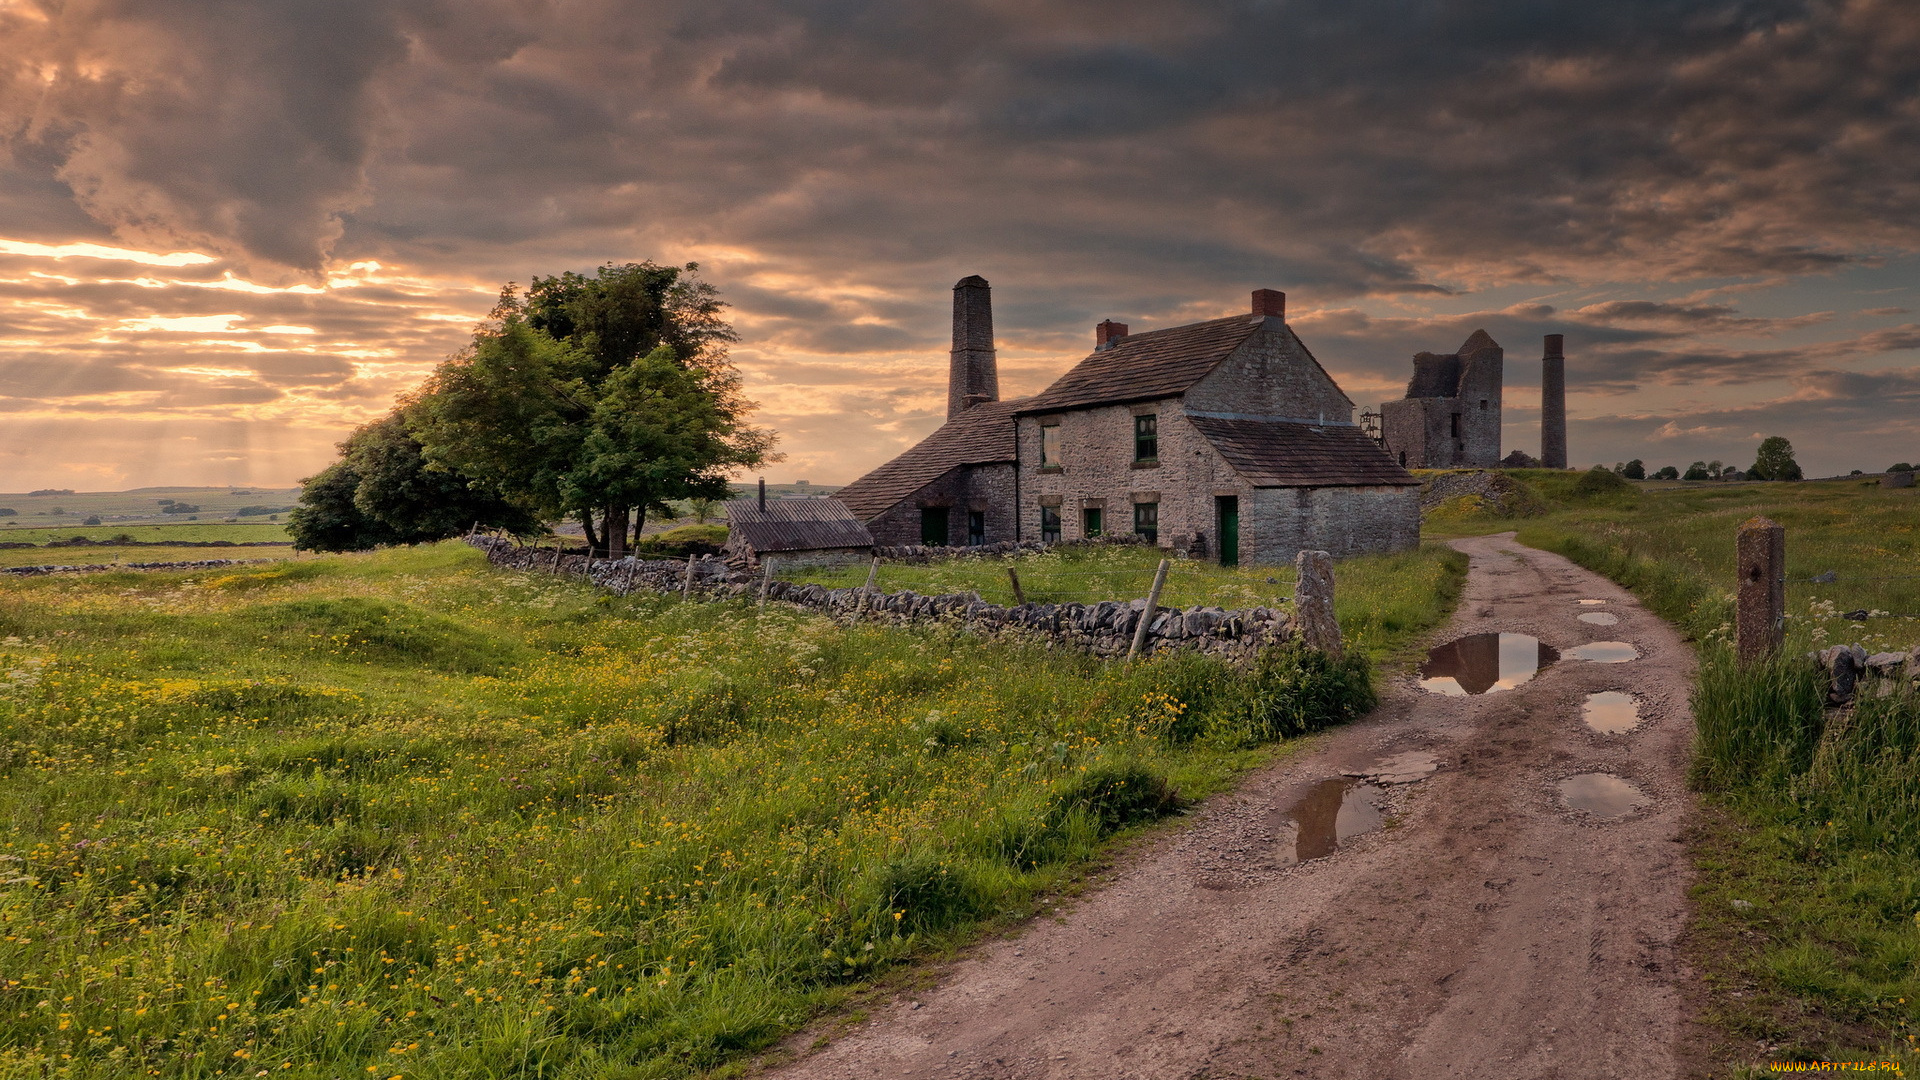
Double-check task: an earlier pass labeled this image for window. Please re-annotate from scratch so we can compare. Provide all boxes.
[1449,412,1461,438]
[1040,424,1061,468]
[1040,506,1061,545]
[968,510,985,546]
[1134,414,1158,462]
[1082,507,1103,538]
[1133,502,1159,544]
[1479,399,1488,411]
[920,506,948,546]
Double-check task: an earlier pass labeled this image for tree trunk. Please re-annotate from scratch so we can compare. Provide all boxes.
[603,505,629,560]
[579,510,601,558]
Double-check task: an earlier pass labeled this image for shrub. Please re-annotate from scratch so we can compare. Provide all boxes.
[1046,762,1181,836]
[1574,465,1634,498]
[82,516,101,526]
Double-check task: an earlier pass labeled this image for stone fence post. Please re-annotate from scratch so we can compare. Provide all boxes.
[1295,550,1341,658]
[1736,516,1785,665]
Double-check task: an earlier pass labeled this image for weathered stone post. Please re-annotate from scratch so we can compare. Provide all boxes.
[1295,550,1341,658]
[1735,516,1786,665]
[757,558,775,610]
[681,554,696,599]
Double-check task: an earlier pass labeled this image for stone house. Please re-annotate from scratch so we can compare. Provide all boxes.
[1378,331,1505,469]
[834,279,1419,564]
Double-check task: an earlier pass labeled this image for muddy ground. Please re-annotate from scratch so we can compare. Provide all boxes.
[759,534,1701,1080]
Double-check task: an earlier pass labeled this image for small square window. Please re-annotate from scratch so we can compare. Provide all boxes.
[1134,414,1158,462]
[1040,424,1061,467]
[1133,502,1158,544]
[1040,506,1061,544]
[968,510,986,546]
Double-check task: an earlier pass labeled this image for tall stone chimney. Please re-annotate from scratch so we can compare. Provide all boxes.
[949,275,999,418]
[1540,334,1567,469]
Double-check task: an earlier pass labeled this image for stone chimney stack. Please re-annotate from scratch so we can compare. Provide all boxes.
[1540,334,1567,469]
[1252,289,1286,320]
[1095,319,1129,350]
[948,275,999,419]
[757,477,767,511]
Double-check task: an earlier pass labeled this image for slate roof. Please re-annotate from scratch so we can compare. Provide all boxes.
[1187,416,1419,488]
[724,497,874,553]
[1015,315,1265,414]
[833,399,1023,520]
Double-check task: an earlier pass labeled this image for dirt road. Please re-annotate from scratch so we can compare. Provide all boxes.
[762,534,1700,1079]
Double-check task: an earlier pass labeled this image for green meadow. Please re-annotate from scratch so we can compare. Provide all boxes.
[0,539,1461,1078]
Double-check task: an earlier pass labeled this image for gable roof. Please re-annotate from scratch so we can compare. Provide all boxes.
[1016,315,1264,414]
[724,497,874,552]
[1188,415,1419,487]
[833,398,1022,520]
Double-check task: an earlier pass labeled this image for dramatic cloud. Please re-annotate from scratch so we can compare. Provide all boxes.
[1,0,1917,486]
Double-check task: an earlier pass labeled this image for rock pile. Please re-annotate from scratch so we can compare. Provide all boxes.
[1813,643,1920,705]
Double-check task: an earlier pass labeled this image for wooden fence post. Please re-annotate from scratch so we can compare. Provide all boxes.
[681,554,696,599]
[1295,550,1341,658]
[757,558,775,611]
[1007,566,1026,606]
[856,557,880,616]
[1127,558,1170,660]
[1736,516,1786,665]
[622,556,637,594]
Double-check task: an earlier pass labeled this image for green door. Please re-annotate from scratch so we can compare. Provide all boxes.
[920,506,949,546]
[1216,495,1239,567]
[1082,507,1103,538]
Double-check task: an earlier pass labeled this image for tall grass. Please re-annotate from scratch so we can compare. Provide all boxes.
[0,540,1399,1078]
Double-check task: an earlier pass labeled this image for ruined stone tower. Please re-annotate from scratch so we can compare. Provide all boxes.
[948,275,999,418]
[1379,330,1504,469]
[1540,334,1567,469]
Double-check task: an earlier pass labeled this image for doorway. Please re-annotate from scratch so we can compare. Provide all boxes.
[1082,507,1103,538]
[1216,495,1239,567]
[920,506,949,546]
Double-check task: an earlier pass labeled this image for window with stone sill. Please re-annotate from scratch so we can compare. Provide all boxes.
[1133,502,1158,544]
[1133,414,1158,462]
[1040,423,1061,468]
[1040,505,1061,545]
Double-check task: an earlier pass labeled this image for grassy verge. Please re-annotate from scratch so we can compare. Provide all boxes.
[781,542,1468,668]
[1443,472,1920,1072]
[0,538,1455,1078]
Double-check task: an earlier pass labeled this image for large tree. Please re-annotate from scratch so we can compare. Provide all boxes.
[1749,436,1804,481]
[408,263,775,556]
[287,414,540,552]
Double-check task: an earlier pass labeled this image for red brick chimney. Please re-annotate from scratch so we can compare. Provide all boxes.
[1252,289,1286,319]
[1095,319,1128,350]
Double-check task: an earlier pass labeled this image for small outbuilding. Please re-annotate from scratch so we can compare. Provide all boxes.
[723,493,874,569]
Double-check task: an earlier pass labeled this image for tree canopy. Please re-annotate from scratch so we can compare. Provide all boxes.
[1749,436,1803,481]
[291,261,777,557]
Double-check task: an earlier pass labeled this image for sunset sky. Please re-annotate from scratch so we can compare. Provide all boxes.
[2,0,1916,490]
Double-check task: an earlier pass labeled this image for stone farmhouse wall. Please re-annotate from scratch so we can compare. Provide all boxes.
[1248,485,1420,559]
[862,462,1019,548]
[469,536,1294,661]
[1181,321,1354,422]
[1018,403,1242,554]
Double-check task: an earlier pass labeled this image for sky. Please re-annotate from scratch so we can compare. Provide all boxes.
[1,0,1917,490]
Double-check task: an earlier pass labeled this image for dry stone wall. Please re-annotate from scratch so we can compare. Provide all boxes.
[469,536,1293,661]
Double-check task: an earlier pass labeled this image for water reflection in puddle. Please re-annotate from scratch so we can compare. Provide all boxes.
[1281,778,1384,862]
[1577,599,1607,606]
[1577,611,1620,626]
[1559,773,1649,819]
[1566,641,1639,663]
[1583,691,1642,734]
[1418,633,1558,695]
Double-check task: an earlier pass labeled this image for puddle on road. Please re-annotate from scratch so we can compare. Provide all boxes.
[1418,633,1558,695]
[1583,691,1643,734]
[1577,611,1620,626]
[1566,641,1639,663]
[1343,750,1438,784]
[1282,778,1384,862]
[1559,773,1649,819]
[1577,599,1607,606]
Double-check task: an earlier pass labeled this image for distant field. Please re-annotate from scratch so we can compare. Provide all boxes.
[0,521,291,544]
[0,543,298,569]
[0,486,300,526]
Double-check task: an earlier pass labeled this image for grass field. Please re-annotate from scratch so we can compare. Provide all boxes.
[0,538,1460,1078]
[1438,471,1920,1070]
[0,488,300,528]
[0,523,291,545]
[0,545,298,570]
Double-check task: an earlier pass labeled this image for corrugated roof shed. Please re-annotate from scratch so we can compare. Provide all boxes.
[724,497,874,552]
[1187,416,1419,488]
[1015,316,1263,414]
[833,399,1022,520]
